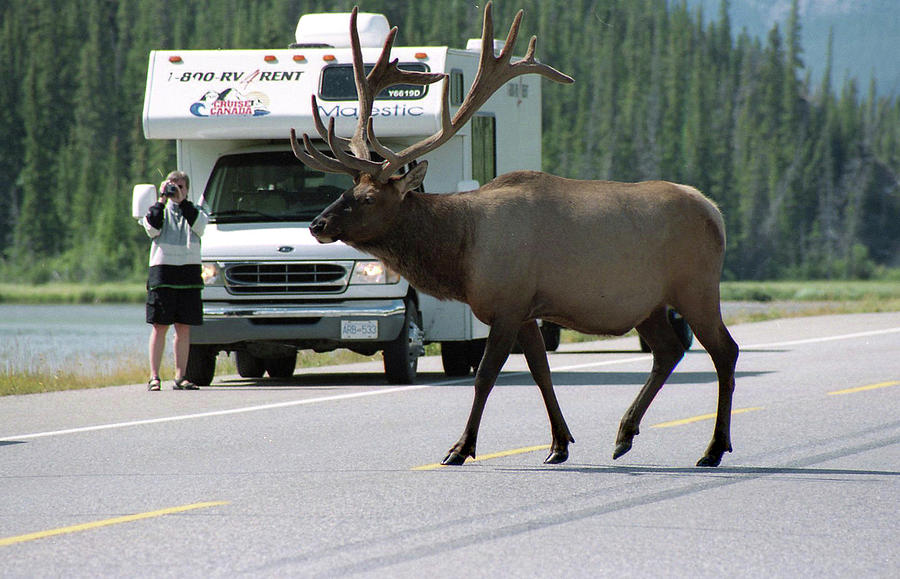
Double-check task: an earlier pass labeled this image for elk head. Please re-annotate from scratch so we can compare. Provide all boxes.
[291,2,573,246]
[305,165,428,244]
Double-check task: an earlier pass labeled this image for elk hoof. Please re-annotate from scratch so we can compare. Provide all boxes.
[697,441,732,467]
[544,449,568,464]
[612,441,632,460]
[441,451,468,466]
[696,454,722,467]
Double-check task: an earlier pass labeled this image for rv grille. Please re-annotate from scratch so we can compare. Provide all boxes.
[224,262,350,294]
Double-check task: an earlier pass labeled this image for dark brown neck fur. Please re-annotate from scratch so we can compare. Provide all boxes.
[352,192,472,302]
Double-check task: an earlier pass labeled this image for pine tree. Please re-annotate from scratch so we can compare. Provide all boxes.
[705,0,737,240]
[64,0,112,263]
[810,29,839,277]
[13,2,68,279]
[1,0,898,281]
[0,5,25,255]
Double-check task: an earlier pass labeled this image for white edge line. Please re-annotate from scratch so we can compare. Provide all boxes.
[743,326,900,349]
[5,386,428,441]
[5,325,898,441]
[4,356,651,442]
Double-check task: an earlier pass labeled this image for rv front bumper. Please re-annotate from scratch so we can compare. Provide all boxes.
[191,299,407,346]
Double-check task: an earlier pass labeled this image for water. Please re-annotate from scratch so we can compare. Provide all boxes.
[0,304,148,376]
[0,301,816,378]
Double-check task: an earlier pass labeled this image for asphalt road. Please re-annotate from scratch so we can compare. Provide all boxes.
[2,312,898,578]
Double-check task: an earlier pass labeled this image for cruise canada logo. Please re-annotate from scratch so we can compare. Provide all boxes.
[190,88,270,117]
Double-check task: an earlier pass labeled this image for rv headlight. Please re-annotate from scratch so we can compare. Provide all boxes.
[201,263,221,286]
[350,260,400,284]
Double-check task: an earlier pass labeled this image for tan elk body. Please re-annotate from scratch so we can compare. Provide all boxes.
[293,3,739,467]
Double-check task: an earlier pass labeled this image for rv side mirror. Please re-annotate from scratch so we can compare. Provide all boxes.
[132,184,157,219]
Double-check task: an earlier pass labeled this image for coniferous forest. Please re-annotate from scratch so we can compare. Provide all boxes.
[1,0,898,283]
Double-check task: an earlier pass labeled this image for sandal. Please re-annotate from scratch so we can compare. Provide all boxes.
[173,377,199,390]
[147,377,161,391]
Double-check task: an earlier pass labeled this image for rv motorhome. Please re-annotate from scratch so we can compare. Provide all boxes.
[133,11,558,385]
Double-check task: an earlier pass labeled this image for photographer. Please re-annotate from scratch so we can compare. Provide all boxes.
[142,170,209,390]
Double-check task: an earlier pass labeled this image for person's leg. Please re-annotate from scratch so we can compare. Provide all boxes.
[173,323,190,382]
[147,286,173,387]
[149,323,169,380]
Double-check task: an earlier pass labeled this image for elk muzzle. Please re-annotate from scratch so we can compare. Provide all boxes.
[309,214,337,243]
[309,192,351,244]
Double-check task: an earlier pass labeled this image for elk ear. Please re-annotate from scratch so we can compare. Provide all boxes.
[390,161,428,197]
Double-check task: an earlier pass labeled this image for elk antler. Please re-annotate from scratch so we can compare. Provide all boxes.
[292,7,444,178]
[292,2,574,182]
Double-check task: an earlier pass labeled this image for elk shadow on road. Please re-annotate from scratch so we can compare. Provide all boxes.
[510,463,900,480]
[499,428,900,480]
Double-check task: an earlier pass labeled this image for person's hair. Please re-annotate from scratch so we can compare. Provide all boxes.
[165,170,190,191]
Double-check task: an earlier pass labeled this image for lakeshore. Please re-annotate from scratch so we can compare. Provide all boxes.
[2,291,897,396]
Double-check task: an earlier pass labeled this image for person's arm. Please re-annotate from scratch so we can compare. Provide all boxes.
[180,199,208,236]
[179,199,198,224]
[142,200,166,237]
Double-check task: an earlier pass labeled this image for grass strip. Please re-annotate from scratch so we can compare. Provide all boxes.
[0,282,145,304]
[2,280,897,396]
[0,279,897,305]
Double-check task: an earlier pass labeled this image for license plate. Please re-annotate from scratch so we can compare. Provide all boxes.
[341,320,378,340]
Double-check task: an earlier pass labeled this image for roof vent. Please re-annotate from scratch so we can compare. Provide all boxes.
[465,38,506,54]
[293,12,390,49]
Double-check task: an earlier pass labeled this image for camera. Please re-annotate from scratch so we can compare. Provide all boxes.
[163,182,180,197]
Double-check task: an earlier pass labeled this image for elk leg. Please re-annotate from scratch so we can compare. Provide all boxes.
[614,307,685,460]
[441,321,519,466]
[517,320,574,464]
[689,317,739,467]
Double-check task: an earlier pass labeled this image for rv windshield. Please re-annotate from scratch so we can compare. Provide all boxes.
[204,151,353,223]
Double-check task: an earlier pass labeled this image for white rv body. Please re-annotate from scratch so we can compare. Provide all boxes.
[135,12,546,383]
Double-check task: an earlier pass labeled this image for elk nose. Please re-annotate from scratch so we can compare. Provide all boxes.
[310,217,326,235]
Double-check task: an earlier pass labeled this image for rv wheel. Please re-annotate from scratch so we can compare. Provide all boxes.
[235,351,265,378]
[441,342,470,376]
[185,345,216,386]
[384,299,424,384]
[265,354,297,379]
[639,309,694,352]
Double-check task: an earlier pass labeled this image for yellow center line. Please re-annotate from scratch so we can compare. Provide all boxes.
[651,406,765,429]
[0,501,229,547]
[413,444,551,471]
[828,380,900,396]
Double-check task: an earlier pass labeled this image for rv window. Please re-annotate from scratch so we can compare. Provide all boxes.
[450,70,464,106]
[319,62,430,100]
[472,115,496,187]
[204,151,353,223]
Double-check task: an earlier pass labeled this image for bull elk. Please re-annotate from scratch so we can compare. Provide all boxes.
[291,3,739,467]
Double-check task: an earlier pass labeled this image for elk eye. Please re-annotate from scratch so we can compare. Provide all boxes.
[361,195,376,205]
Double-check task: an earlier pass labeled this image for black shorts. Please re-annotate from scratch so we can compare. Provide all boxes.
[146,286,203,326]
